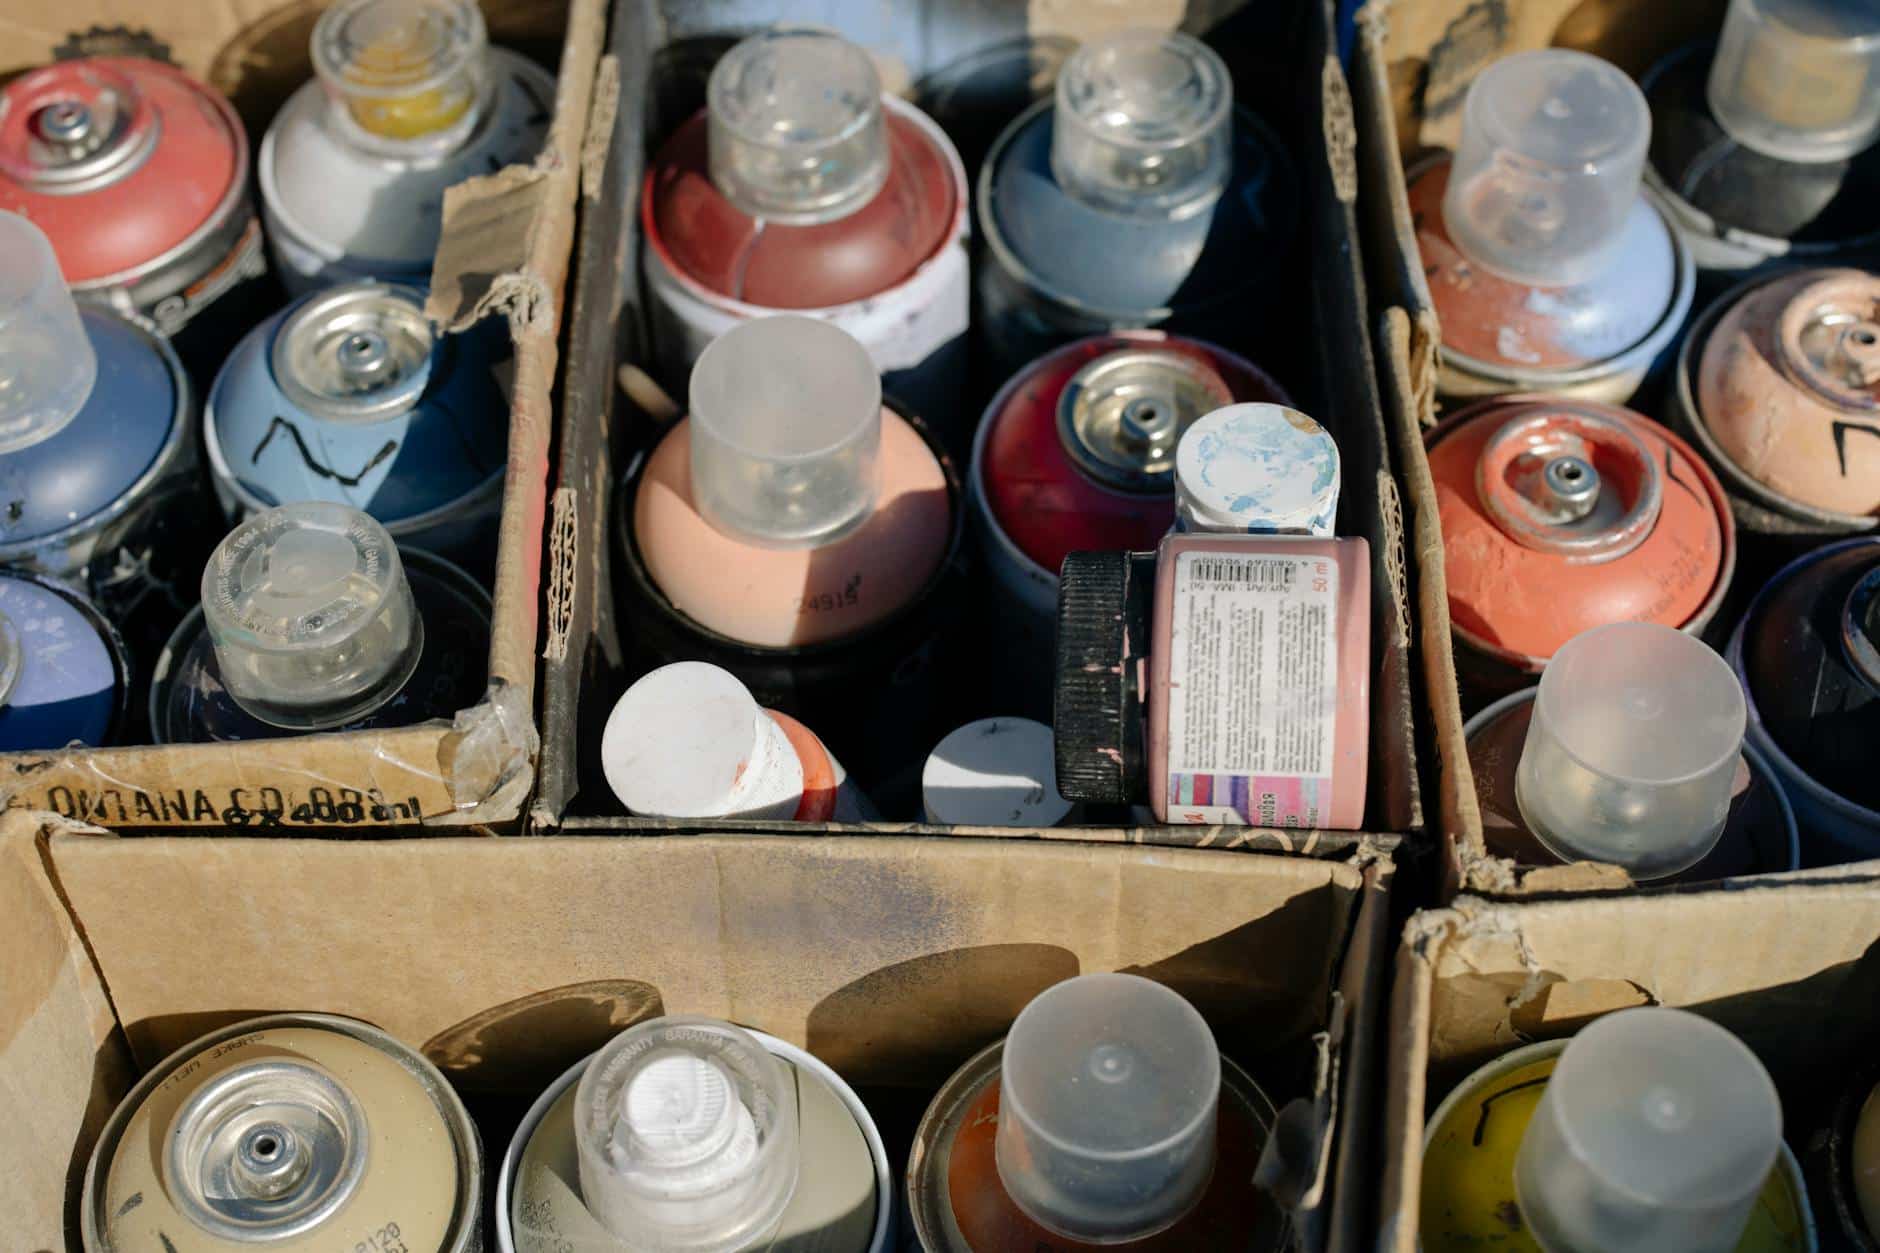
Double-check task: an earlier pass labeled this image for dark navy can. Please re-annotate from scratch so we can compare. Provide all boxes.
[205,281,511,568]
[0,568,129,751]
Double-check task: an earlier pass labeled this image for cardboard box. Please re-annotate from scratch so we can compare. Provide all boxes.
[0,0,599,832]
[530,0,1436,851]
[1375,865,1880,1251]
[0,813,1393,1252]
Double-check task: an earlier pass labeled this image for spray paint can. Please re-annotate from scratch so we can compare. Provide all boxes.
[0,57,263,339]
[907,973,1287,1252]
[82,1013,481,1253]
[977,30,1299,382]
[1427,396,1734,701]
[0,568,129,751]
[1671,269,1880,568]
[970,333,1289,719]
[259,0,555,293]
[150,503,491,744]
[1408,50,1695,406]
[921,717,1072,828]
[617,317,965,801]
[1805,1063,1880,1252]
[1729,537,1880,864]
[207,280,509,566]
[499,1015,892,1253]
[642,29,971,450]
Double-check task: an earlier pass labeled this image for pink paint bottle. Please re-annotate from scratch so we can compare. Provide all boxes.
[1054,404,1370,828]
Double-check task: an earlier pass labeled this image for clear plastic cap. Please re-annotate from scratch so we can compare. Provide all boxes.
[707,29,889,224]
[922,717,1072,827]
[688,316,882,550]
[1175,403,1341,536]
[312,0,488,154]
[0,212,95,454]
[1708,0,1880,163]
[575,1017,800,1253]
[1514,1007,1783,1253]
[996,974,1220,1242]
[1052,30,1233,217]
[1443,50,1650,286]
[201,502,422,730]
[599,661,804,820]
[1515,623,1746,879]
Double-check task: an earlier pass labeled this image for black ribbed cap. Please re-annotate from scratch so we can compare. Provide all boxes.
[1054,550,1153,804]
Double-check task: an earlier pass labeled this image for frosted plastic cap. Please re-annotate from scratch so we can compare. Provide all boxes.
[707,29,889,224]
[1444,50,1649,286]
[0,212,95,454]
[688,316,882,549]
[312,0,487,153]
[600,661,804,820]
[1052,29,1232,217]
[1515,1008,1782,1253]
[1708,0,1880,163]
[201,502,422,730]
[1516,623,1746,879]
[575,1016,800,1253]
[1175,403,1341,536]
[996,974,1220,1242]
[922,718,1072,827]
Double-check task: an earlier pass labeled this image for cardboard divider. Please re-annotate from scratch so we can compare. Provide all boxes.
[0,0,599,831]
[0,822,1392,1251]
[533,0,1430,851]
[1376,864,1880,1251]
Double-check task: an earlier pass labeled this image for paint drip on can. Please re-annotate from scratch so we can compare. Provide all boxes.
[82,1013,481,1253]
[1427,395,1735,699]
[976,29,1299,381]
[642,29,971,450]
[1729,537,1880,864]
[0,569,129,751]
[259,0,555,292]
[1409,51,1694,405]
[970,332,1289,718]
[0,57,265,338]
[207,280,510,567]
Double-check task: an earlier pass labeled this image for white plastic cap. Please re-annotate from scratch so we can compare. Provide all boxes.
[201,502,422,730]
[996,974,1219,1242]
[707,29,888,224]
[601,661,804,820]
[922,718,1072,827]
[689,316,882,550]
[312,0,488,155]
[575,1017,800,1253]
[0,212,95,454]
[1514,1008,1783,1253]
[1708,0,1880,163]
[1515,623,1746,880]
[1175,403,1341,536]
[1052,30,1233,217]
[1444,50,1650,286]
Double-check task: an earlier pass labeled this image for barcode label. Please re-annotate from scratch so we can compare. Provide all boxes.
[1189,558,1298,589]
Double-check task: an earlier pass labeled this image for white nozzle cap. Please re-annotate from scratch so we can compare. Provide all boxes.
[707,29,889,224]
[1175,403,1341,536]
[201,502,422,730]
[1444,49,1649,286]
[1516,623,1746,880]
[312,0,487,154]
[1515,1008,1782,1253]
[688,316,882,550]
[922,718,1072,827]
[1052,29,1233,217]
[0,211,95,454]
[575,1017,800,1253]
[1708,0,1880,163]
[996,974,1220,1242]
[601,661,804,820]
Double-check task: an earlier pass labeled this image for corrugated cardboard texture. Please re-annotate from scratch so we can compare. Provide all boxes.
[1377,866,1880,1253]
[0,813,132,1250]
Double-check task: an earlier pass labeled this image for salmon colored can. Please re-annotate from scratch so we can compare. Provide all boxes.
[0,57,261,336]
[1428,395,1735,698]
